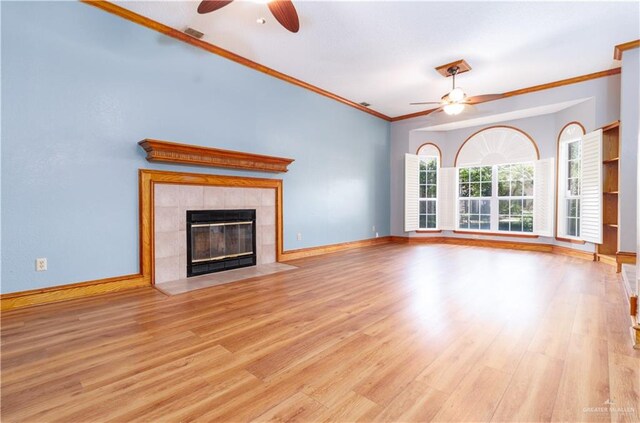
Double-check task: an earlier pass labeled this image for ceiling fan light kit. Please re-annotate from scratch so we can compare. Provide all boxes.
[443,103,465,116]
[410,60,505,117]
[447,87,465,103]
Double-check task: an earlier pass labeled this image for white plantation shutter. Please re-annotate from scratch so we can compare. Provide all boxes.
[404,154,420,232]
[438,167,457,230]
[581,129,603,244]
[556,141,569,237]
[533,158,555,237]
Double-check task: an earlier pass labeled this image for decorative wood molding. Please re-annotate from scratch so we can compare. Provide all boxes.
[600,120,621,131]
[555,121,586,244]
[391,109,441,122]
[616,251,636,273]
[435,59,471,77]
[81,1,626,124]
[614,39,640,60]
[453,125,540,167]
[555,237,586,245]
[279,236,392,261]
[558,120,587,136]
[596,253,618,267]
[391,68,622,122]
[390,236,596,260]
[616,251,636,263]
[502,68,621,98]
[139,170,285,284]
[81,1,392,122]
[451,238,549,252]
[138,139,294,173]
[415,142,443,162]
[0,274,148,311]
[394,236,550,252]
[400,236,449,244]
[3,170,389,310]
[4,227,600,310]
[453,230,539,239]
[551,245,597,261]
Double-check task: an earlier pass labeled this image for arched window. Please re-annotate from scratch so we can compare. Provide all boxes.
[454,126,541,234]
[416,143,441,229]
[455,126,539,167]
[556,122,586,240]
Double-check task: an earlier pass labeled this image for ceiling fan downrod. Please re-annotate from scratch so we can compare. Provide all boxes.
[448,66,460,90]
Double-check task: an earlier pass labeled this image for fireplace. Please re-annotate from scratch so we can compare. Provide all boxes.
[186,209,257,277]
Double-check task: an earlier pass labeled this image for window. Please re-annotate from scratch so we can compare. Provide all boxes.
[453,126,542,235]
[419,157,438,229]
[565,140,581,237]
[417,143,441,230]
[557,123,585,240]
[458,166,492,230]
[456,163,534,233]
[405,127,554,236]
[498,163,534,233]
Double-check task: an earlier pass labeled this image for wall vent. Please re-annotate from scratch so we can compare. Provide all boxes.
[184,27,205,39]
[359,102,371,107]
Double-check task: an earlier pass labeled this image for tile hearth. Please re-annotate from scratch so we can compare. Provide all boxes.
[155,262,296,295]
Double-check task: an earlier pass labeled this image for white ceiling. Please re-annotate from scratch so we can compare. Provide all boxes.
[115,1,639,118]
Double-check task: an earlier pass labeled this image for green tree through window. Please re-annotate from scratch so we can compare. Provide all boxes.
[458,166,492,230]
[498,163,534,233]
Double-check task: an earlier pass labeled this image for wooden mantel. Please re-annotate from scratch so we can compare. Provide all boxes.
[138,139,295,173]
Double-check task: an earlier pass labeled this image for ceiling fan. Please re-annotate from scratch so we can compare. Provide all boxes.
[410,66,504,116]
[197,0,300,33]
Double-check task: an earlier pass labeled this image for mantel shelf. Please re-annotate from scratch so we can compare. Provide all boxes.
[138,139,294,173]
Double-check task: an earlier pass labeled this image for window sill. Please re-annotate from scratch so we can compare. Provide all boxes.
[555,236,586,245]
[416,230,442,233]
[453,230,539,239]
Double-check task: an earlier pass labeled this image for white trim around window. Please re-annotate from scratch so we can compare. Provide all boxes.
[418,155,439,230]
[455,162,538,235]
[556,122,586,242]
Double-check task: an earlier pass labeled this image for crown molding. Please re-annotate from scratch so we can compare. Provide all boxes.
[81,2,628,125]
[614,39,640,60]
[81,1,392,122]
[391,68,621,122]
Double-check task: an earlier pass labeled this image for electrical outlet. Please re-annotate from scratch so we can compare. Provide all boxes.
[296,233,302,241]
[375,232,379,238]
[372,225,376,232]
[36,258,47,272]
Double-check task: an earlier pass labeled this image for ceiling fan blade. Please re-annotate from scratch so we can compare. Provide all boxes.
[268,0,300,33]
[197,0,234,14]
[410,102,442,105]
[464,94,505,105]
[423,106,445,116]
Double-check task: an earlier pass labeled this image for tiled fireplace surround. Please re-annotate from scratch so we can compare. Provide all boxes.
[154,184,276,284]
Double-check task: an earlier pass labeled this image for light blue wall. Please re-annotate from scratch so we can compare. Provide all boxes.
[1,1,390,294]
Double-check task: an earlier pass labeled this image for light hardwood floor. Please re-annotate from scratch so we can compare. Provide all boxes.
[1,243,638,422]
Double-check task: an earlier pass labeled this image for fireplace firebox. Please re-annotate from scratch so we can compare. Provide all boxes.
[186,209,257,277]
